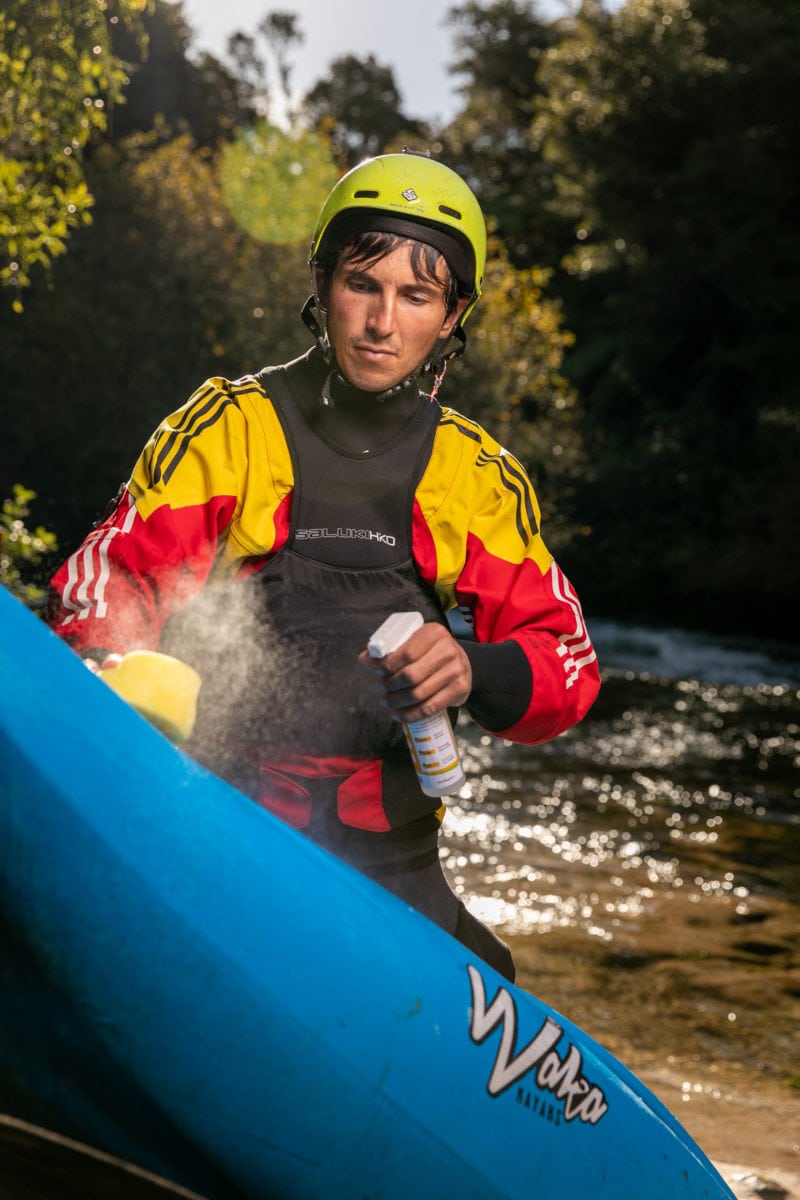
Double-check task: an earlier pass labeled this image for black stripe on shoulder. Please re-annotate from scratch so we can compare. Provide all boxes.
[439,414,538,545]
[151,389,235,486]
[491,451,539,536]
[439,414,482,444]
[476,448,538,545]
[230,379,267,400]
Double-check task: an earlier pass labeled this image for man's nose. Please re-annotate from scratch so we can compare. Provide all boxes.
[366,291,396,337]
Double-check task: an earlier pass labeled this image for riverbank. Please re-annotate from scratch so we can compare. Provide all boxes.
[507,890,800,1197]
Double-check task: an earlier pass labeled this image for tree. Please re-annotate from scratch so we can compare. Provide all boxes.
[108,1,258,146]
[302,54,430,167]
[446,239,587,551]
[259,11,304,123]
[440,1,559,265]
[0,133,310,551]
[532,0,800,632]
[0,486,58,609]
[0,0,150,308]
[212,11,304,128]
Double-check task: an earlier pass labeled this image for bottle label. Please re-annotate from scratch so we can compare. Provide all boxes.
[404,714,466,795]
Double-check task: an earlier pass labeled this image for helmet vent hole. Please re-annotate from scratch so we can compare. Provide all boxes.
[353,189,380,198]
[438,204,462,220]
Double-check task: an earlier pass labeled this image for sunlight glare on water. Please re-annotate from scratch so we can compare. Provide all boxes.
[441,645,800,940]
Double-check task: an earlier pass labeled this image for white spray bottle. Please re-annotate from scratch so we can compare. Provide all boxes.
[368,612,466,799]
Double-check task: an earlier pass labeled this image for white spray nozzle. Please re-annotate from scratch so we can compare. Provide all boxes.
[367,612,424,658]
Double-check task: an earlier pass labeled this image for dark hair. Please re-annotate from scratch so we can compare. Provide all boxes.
[319,229,461,316]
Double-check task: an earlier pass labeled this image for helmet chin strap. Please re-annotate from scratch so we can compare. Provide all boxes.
[300,281,333,362]
[299,295,467,407]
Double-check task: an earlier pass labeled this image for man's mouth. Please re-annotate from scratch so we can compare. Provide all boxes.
[354,344,396,360]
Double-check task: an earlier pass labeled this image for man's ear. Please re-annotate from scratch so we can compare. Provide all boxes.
[439,296,470,339]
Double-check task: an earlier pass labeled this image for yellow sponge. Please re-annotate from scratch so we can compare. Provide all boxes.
[99,651,202,744]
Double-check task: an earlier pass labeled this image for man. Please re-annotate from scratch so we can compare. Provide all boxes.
[48,151,600,981]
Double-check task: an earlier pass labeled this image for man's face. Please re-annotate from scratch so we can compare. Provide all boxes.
[324,241,466,394]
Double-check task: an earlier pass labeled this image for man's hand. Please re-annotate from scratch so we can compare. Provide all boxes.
[82,652,123,674]
[360,621,472,723]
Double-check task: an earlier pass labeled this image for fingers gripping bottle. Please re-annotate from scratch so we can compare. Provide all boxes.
[368,612,467,799]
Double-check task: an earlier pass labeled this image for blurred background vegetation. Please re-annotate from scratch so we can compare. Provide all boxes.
[1,0,797,639]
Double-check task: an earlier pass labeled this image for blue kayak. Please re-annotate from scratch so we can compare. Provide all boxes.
[0,585,735,1199]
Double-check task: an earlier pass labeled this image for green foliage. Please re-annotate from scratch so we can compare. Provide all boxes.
[0,0,150,307]
[258,11,304,118]
[302,54,430,167]
[447,238,586,549]
[220,123,339,244]
[109,1,257,145]
[223,11,305,125]
[0,131,310,548]
[0,486,58,608]
[1,0,797,639]
[441,1,559,264]
[527,0,800,630]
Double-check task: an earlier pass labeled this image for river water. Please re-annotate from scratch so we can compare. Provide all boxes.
[443,619,800,1152]
[446,620,800,939]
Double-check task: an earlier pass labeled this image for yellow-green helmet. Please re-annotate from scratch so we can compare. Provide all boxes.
[310,151,487,327]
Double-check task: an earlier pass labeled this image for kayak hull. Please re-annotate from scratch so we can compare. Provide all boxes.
[0,587,734,1199]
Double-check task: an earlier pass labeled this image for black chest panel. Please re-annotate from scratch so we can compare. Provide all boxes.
[232,359,444,761]
[264,359,438,568]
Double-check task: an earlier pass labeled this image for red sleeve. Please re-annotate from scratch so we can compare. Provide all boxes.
[455,532,599,744]
[414,408,600,746]
[48,374,294,657]
[47,487,237,656]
